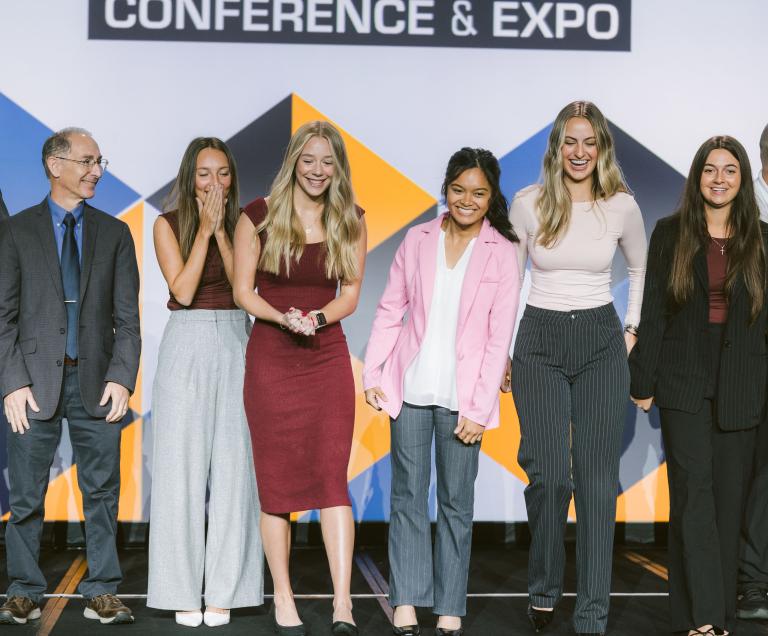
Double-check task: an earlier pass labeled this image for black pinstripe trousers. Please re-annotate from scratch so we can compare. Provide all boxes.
[388,402,481,616]
[512,303,629,633]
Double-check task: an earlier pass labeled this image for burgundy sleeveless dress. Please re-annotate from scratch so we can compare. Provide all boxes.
[242,198,360,514]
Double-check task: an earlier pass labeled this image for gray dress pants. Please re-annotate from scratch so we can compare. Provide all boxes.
[5,366,122,602]
[147,310,263,610]
[388,402,481,617]
[512,303,629,634]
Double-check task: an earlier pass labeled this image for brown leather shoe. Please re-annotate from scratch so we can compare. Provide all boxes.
[83,594,134,624]
[0,596,41,624]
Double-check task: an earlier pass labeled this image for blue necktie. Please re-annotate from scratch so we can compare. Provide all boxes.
[62,213,80,359]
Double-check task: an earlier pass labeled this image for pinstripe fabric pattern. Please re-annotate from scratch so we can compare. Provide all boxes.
[388,403,481,617]
[629,217,768,430]
[512,303,629,633]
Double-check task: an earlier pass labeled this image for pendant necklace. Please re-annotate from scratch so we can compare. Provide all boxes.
[710,236,727,255]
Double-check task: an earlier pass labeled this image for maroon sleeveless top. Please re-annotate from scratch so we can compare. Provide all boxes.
[160,211,238,311]
[707,237,729,324]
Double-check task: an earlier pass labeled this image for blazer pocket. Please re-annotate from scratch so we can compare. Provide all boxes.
[20,338,36,354]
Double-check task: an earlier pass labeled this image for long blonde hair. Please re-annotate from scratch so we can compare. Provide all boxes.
[257,121,361,282]
[536,101,628,247]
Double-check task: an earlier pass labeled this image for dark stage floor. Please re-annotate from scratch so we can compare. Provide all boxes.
[1,545,766,635]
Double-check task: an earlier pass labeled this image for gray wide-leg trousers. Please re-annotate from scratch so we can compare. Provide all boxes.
[147,309,263,610]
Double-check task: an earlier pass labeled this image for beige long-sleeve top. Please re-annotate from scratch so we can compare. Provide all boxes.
[509,185,647,325]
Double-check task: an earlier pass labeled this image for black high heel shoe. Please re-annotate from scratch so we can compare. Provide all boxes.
[392,625,421,635]
[527,604,554,632]
[332,619,359,635]
[269,604,306,636]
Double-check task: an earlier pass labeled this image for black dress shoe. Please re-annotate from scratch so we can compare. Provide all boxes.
[737,587,768,620]
[269,605,306,635]
[527,604,554,632]
[332,620,359,635]
[576,633,605,635]
[392,625,421,635]
[435,628,464,635]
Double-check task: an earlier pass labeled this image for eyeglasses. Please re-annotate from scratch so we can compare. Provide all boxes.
[54,156,109,172]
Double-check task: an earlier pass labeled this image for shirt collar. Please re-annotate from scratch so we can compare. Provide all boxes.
[47,194,84,226]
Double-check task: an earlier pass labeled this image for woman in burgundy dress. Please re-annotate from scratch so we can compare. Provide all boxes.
[233,121,366,636]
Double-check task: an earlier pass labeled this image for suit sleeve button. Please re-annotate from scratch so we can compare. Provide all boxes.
[60,328,66,334]
[57,360,63,367]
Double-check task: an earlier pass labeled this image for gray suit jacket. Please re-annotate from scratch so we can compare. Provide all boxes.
[0,198,141,420]
[0,189,8,220]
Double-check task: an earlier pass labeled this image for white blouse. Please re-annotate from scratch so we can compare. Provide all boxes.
[403,230,476,411]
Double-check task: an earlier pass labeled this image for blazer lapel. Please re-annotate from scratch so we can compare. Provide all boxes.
[457,219,495,335]
[79,206,98,303]
[693,247,708,292]
[417,215,443,321]
[35,200,64,301]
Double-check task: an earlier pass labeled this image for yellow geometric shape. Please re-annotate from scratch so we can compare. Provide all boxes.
[38,418,142,521]
[117,418,143,521]
[615,462,669,522]
[480,392,528,483]
[291,94,437,252]
[118,201,144,417]
[349,355,391,481]
[42,464,84,521]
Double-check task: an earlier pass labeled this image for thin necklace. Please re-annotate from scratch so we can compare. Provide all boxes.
[710,235,727,255]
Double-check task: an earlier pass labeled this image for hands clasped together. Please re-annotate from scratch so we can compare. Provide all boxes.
[280,307,319,336]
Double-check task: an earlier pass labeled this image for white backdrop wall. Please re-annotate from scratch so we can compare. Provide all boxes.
[1,0,767,522]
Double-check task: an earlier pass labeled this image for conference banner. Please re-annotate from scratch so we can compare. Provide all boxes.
[89,0,632,50]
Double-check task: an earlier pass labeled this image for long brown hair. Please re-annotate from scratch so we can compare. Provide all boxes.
[536,101,628,247]
[164,137,240,260]
[257,121,361,282]
[669,135,764,320]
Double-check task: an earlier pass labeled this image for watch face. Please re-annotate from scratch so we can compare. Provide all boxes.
[316,312,327,327]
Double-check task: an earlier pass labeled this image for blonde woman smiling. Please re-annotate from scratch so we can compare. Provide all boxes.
[234,121,366,636]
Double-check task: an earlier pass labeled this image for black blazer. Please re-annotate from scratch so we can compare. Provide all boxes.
[629,215,768,431]
[0,198,141,420]
[0,189,8,220]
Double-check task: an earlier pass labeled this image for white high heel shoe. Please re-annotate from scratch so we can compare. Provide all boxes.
[175,611,203,627]
[203,610,230,627]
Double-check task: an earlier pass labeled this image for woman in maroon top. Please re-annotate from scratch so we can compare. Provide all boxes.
[233,121,366,636]
[629,136,768,636]
[147,138,263,627]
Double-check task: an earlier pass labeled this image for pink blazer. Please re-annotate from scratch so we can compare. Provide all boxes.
[363,214,520,429]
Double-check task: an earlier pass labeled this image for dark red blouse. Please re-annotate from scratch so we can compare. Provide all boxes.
[160,211,238,311]
[707,237,729,324]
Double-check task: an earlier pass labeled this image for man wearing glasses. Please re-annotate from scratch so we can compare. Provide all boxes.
[0,128,140,625]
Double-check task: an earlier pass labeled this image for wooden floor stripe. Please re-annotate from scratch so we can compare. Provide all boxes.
[355,552,394,623]
[625,551,669,581]
[36,554,88,636]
